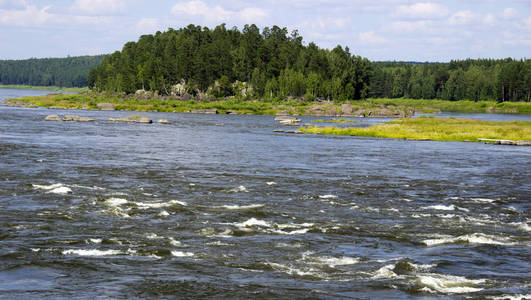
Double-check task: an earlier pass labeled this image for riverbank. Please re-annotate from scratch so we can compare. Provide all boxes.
[4,93,416,117]
[5,92,531,116]
[299,116,531,143]
[0,84,88,93]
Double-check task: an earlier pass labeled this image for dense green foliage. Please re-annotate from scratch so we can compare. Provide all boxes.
[0,55,105,87]
[89,24,371,100]
[370,59,531,102]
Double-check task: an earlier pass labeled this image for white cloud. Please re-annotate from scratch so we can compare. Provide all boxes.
[449,10,477,25]
[501,7,518,19]
[136,18,159,33]
[171,1,268,24]
[0,4,52,27]
[395,2,450,19]
[0,0,26,9]
[358,31,387,45]
[71,0,125,15]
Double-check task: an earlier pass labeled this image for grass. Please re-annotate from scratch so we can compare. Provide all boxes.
[368,98,531,114]
[0,84,89,93]
[312,118,357,123]
[4,92,531,115]
[299,116,531,142]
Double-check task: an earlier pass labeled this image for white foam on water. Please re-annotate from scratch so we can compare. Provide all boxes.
[189,183,196,186]
[312,256,359,267]
[33,183,72,194]
[271,228,309,235]
[413,274,485,294]
[206,241,231,246]
[423,233,515,246]
[266,262,322,278]
[235,218,272,228]
[89,239,102,244]
[49,186,72,194]
[319,194,338,199]
[469,198,496,203]
[216,204,264,210]
[158,210,170,217]
[402,198,413,202]
[266,182,277,186]
[104,198,128,206]
[146,233,162,239]
[31,248,40,252]
[168,237,182,246]
[62,249,122,256]
[487,294,531,300]
[171,251,194,257]
[509,222,530,232]
[33,183,64,190]
[71,184,105,191]
[387,208,400,213]
[445,197,461,200]
[372,265,398,279]
[229,185,248,193]
[423,204,455,211]
[169,200,187,206]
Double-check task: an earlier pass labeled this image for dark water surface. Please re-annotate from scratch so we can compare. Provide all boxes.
[1,89,530,299]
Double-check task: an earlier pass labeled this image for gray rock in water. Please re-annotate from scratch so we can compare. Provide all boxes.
[110,116,152,124]
[157,119,169,124]
[62,115,95,122]
[340,103,353,115]
[97,103,116,111]
[45,115,62,121]
[190,109,218,114]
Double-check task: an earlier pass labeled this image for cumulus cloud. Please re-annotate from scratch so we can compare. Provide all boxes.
[358,31,387,45]
[71,0,125,15]
[0,0,26,9]
[394,2,450,19]
[136,18,159,33]
[501,7,518,19]
[171,0,268,24]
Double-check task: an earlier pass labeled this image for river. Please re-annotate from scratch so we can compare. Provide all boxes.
[0,88,530,299]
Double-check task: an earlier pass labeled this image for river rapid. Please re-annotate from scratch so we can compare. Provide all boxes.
[0,89,530,299]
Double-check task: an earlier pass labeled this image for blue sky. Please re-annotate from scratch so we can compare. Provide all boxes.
[0,0,530,61]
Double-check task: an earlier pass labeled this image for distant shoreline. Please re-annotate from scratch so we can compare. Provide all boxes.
[0,84,87,93]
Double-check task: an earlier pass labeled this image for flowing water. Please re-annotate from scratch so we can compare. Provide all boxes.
[1,89,530,299]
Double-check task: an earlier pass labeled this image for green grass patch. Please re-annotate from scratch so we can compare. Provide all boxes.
[300,117,531,142]
[368,98,531,114]
[5,92,531,116]
[312,118,357,123]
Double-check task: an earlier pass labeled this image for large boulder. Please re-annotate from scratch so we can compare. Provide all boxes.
[45,115,62,121]
[97,103,116,111]
[340,103,353,115]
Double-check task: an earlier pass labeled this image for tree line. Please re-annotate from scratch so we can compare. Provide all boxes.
[370,59,531,102]
[0,55,105,88]
[89,24,371,101]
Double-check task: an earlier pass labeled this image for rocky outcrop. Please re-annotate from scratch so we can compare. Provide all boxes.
[189,109,218,114]
[45,115,62,121]
[63,115,95,122]
[340,103,353,115]
[109,116,152,123]
[45,114,96,122]
[97,103,116,111]
[5,101,36,108]
[157,119,169,124]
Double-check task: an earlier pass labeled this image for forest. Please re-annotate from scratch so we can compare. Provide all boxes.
[89,24,530,102]
[0,55,105,88]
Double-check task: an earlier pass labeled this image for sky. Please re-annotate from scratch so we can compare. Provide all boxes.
[0,0,530,61]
